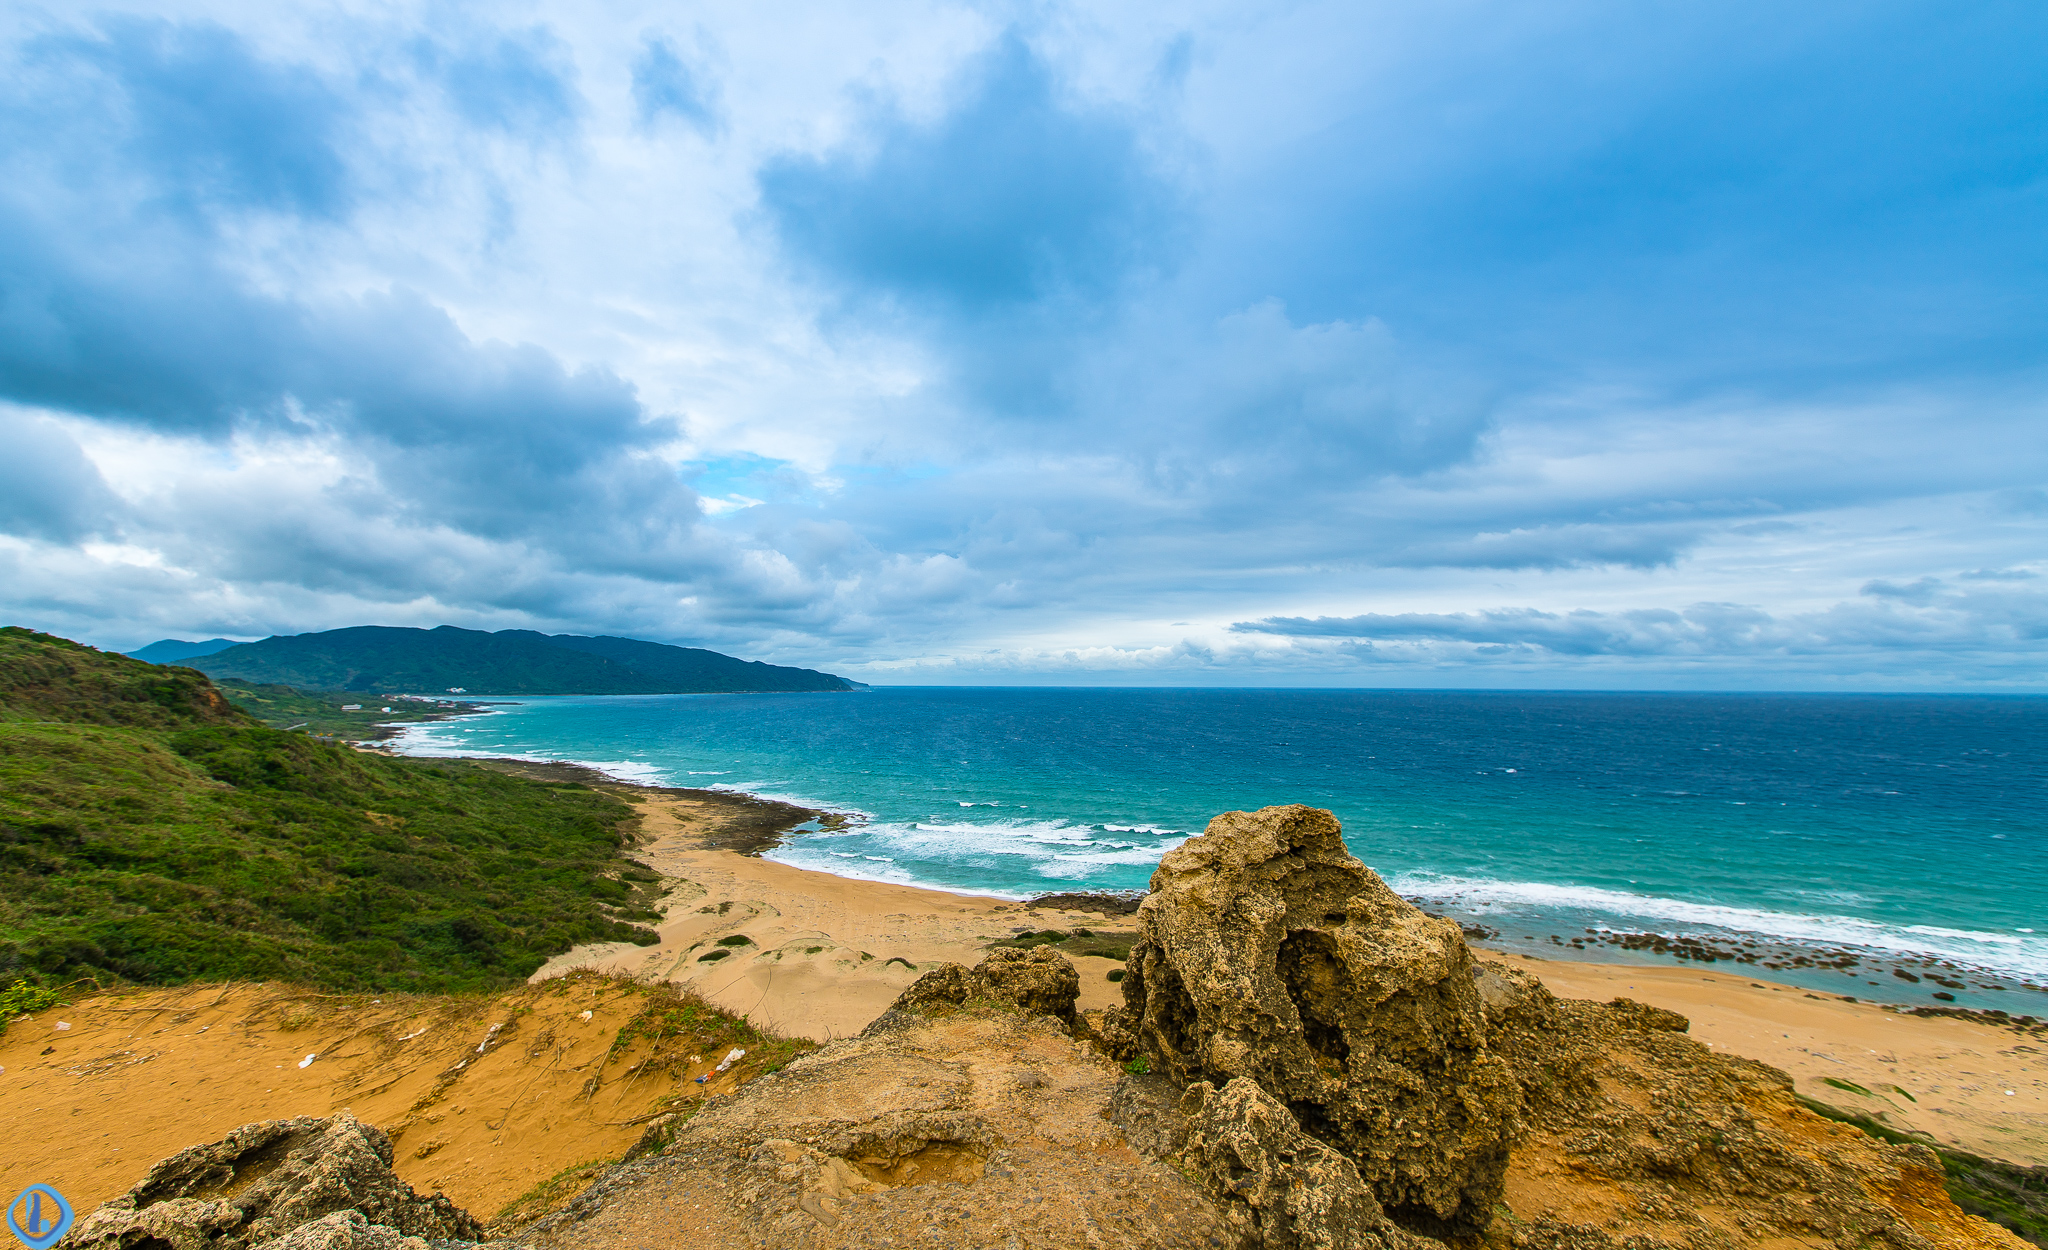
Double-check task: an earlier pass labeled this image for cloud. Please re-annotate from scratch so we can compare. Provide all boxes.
[0,410,123,543]
[0,4,2044,687]
[26,17,352,219]
[1234,582,2048,662]
[758,31,1175,316]
[632,34,718,134]
[417,25,582,139]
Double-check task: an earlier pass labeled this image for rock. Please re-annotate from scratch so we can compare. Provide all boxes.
[250,1211,428,1250]
[1024,891,1144,916]
[870,945,1081,1032]
[1106,1071,1191,1161]
[517,1005,1231,1250]
[1175,1078,1439,1250]
[1118,804,1521,1237]
[68,1113,481,1250]
[1599,997,1689,1033]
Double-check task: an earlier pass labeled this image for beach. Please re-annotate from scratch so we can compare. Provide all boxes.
[538,775,2048,1167]
[3,767,2040,1228]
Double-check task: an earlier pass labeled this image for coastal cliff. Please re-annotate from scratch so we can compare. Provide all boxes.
[57,806,2033,1250]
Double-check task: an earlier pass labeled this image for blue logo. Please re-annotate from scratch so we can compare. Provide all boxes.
[6,1185,73,1250]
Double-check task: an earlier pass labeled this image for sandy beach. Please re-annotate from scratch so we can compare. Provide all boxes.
[3,774,2040,1230]
[541,781,2048,1168]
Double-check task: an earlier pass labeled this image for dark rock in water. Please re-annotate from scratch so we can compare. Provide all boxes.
[67,1113,481,1250]
[1025,890,1143,916]
[869,945,1082,1033]
[1107,804,1521,1238]
[1175,1078,1435,1250]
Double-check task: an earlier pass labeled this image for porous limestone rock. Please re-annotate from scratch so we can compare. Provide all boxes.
[250,1211,427,1250]
[869,944,1081,1032]
[67,1112,481,1250]
[1175,1078,1440,1250]
[1112,804,1522,1237]
[516,1006,1231,1250]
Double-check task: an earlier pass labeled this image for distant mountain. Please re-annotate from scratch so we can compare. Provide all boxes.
[128,637,247,664]
[186,625,859,695]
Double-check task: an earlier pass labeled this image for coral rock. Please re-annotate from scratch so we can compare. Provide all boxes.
[1177,1078,1440,1250]
[68,1113,481,1250]
[873,945,1081,1031]
[1119,804,1521,1237]
[250,1211,428,1250]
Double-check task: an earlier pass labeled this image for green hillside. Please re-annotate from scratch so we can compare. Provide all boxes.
[186,624,855,695]
[503,630,855,693]
[0,627,657,992]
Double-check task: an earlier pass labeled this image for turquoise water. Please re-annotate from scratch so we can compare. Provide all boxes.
[389,687,2048,1009]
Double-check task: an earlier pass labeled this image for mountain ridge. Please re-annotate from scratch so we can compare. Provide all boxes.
[127,637,246,664]
[174,625,859,695]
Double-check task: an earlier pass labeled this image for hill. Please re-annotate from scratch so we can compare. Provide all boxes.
[0,627,658,992]
[183,624,857,694]
[128,637,245,664]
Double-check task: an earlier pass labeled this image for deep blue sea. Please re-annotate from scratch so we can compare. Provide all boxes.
[389,688,2048,1011]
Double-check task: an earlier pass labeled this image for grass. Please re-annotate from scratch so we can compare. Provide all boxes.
[0,979,64,1034]
[1797,1095,2048,1244]
[605,981,814,1077]
[0,627,660,993]
[492,1155,617,1229]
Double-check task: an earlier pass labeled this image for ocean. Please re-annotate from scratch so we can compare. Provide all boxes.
[388,687,2048,1013]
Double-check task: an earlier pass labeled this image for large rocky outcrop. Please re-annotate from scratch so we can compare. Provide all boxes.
[1104,803,1521,1236]
[66,1113,482,1250]
[1100,803,2026,1250]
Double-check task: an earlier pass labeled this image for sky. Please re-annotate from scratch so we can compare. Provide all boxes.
[1,1,2044,688]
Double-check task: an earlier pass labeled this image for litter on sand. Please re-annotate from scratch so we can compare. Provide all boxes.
[715,1048,745,1073]
[299,1054,317,1069]
[579,1010,593,1021]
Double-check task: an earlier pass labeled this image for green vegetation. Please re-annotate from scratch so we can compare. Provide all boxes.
[0,979,64,1033]
[607,983,813,1075]
[1798,1095,2048,1243]
[1122,1055,1152,1075]
[0,625,244,729]
[0,627,658,993]
[214,678,473,742]
[188,624,855,694]
[493,1156,618,1229]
